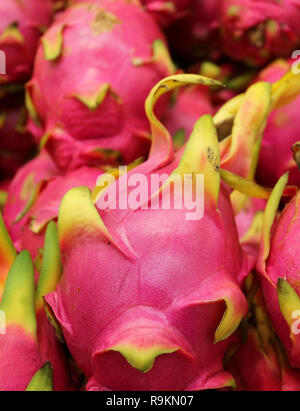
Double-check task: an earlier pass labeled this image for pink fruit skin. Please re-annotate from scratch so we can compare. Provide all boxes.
[46,151,249,390]
[228,328,300,391]
[255,60,300,187]
[27,0,174,172]
[164,86,213,145]
[36,309,74,391]
[141,0,192,27]
[220,0,300,66]
[3,151,59,250]
[0,93,35,178]
[166,0,221,63]
[20,166,102,259]
[0,0,53,84]
[0,325,41,391]
[3,151,102,259]
[258,192,300,368]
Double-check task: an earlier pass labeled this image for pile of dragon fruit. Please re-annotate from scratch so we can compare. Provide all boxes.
[1,0,300,392]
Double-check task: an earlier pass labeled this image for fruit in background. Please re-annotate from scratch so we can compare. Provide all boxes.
[257,175,300,368]
[255,59,300,187]
[219,0,300,67]
[2,151,103,260]
[2,151,58,250]
[226,275,300,391]
[0,221,73,390]
[166,0,221,64]
[164,85,213,149]
[0,0,53,84]
[140,0,191,27]
[26,0,174,172]
[0,92,35,178]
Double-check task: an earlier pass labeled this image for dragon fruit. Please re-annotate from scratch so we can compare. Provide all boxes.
[0,0,53,84]
[255,59,300,187]
[3,150,104,260]
[26,0,174,172]
[3,150,59,250]
[0,250,42,390]
[0,92,35,178]
[226,274,300,391]
[140,0,191,27]
[20,166,104,260]
[43,74,261,391]
[166,0,221,64]
[257,174,300,368]
[219,0,300,67]
[164,85,213,149]
[0,215,73,390]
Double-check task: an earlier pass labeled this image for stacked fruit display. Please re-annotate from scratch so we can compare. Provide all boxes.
[1,0,300,391]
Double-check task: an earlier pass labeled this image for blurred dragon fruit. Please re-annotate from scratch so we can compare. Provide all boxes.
[164,85,213,149]
[0,0,53,84]
[42,74,270,391]
[3,151,103,260]
[0,92,35,178]
[0,216,73,390]
[219,0,300,67]
[26,0,174,172]
[140,0,191,27]
[255,59,300,187]
[257,175,300,368]
[3,150,59,250]
[166,0,221,64]
[226,274,300,391]
[0,250,44,390]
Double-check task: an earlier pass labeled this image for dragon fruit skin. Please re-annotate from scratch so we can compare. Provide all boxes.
[26,0,174,172]
[0,250,42,390]
[0,216,73,390]
[44,75,251,391]
[0,0,53,85]
[34,221,74,390]
[164,85,213,149]
[0,92,35,178]
[166,0,221,63]
[20,166,103,260]
[255,60,300,187]
[257,175,300,368]
[3,151,59,250]
[3,150,103,260]
[140,0,191,27]
[226,275,300,391]
[219,0,300,67]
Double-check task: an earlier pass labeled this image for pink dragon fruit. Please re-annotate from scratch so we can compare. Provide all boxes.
[0,0,53,84]
[166,0,221,64]
[0,250,43,390]
[44,74,253,391]
[26,362,53,391]
[26,0,174,172]
[0,92,35,178]
[219,0,300,67]
[226,275,300,391]
[163,84,213,150]
[257,174,300,368]
[255,59,300,187]
[3,150,104,260]
[19,166,104,260]
[3,150,59,250]
[140,0,192,27]
[0,215,73,390]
